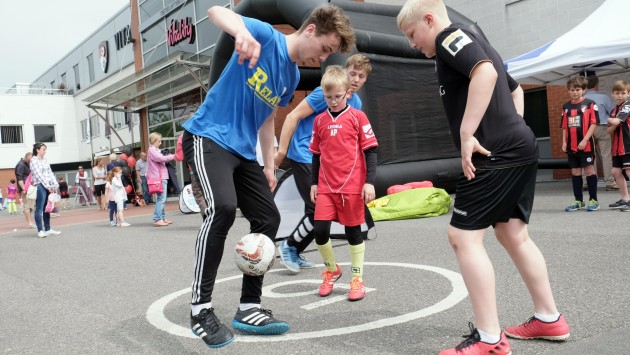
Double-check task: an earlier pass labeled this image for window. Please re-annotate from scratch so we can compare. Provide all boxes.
[87,53,95,83]
[61,73,67,86]
[80,119,89,140]
[34,125,56,143]
[90,115,100,137]
[0,125,23,144]
[73,64,81,90]
[112,111,127,129]
[50,80,55,89]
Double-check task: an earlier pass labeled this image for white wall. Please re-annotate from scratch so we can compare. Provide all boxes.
[0,95,77,169]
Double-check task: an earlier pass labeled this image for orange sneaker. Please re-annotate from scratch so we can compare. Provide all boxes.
[319,264,342,297]
[348,276,365,301]
[504,315,570,341]
[439,324,511,355]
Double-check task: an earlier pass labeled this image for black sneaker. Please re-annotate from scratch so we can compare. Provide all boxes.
[609,199,630,209]
[232,307,289,335]
[190,308,235,348]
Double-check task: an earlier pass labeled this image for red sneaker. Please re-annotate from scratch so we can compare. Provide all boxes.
[439,324,511,355]
[348,276,365,301]
[319,264,342,297]
[504,315,570,341]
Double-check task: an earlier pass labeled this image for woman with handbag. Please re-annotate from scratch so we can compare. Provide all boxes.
[147,132,175,227]
[29,143,61,238]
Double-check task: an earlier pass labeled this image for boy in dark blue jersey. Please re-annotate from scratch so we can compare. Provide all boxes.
[274,54,372,273]
[561,76,600,212]
[181,5,355,348]
[398,1,570,354]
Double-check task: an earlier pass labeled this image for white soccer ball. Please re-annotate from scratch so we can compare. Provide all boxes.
[234,233,276,276]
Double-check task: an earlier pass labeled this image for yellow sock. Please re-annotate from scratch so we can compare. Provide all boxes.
[349,242,365,280]
[316,240,338,272]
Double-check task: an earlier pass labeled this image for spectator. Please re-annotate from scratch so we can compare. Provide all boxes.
[30,143,61,238]
[92,158,108,210]
[135,152,152,204]
[15,152,35,228]
[75,165,95,206]
[147,132,175,227]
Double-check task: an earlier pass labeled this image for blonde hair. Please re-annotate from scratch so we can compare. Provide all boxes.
[298,6,356,53]
[321,65,350,92]
[397,0,449,30]
[108,167,122,183]
[345,54,372,74]
[149,132,162,145]
[612,80,629,93]
[109,153,118,161]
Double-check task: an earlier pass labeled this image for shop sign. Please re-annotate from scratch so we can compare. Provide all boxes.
[115,25,133,50]
[167,17,195,47]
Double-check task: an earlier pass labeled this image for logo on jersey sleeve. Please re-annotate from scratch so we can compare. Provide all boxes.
[441,29,472,56]
[593,104,599,111]
[363,124,375,139]
[247,67,281,108]
[618,104,630,122]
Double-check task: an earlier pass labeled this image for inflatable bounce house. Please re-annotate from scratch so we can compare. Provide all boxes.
[209,0,488,196]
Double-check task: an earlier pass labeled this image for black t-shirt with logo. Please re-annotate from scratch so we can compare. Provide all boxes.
[435,24,538,169]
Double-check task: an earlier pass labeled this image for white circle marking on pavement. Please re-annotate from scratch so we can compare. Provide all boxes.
[146,262,468,342]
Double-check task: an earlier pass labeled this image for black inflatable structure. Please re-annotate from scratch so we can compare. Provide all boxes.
[209,0,489,196]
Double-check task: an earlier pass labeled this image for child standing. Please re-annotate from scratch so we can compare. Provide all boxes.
[110,167,130,227]
[607,80,630,210]
[397,1,569,354]
[58,177,70,210]
[105,172,117,226]
[562,76,600,212]
[309,65,378,301]
[6,179,18,214]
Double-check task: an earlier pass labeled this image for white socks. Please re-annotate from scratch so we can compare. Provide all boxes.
[239,303,260,311]
[191,302,212,316]
[477,329,500,344]
[534,312,560,323]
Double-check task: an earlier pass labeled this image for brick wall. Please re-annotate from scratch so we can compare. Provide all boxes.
[0,169,17,196]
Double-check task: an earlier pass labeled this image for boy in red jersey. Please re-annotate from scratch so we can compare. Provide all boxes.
[398,1,570,354]
[607,80,630,210]
[561,76,600,212]
[309,65,378,301]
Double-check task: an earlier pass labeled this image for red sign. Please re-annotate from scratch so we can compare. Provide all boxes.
[167,17,195,47]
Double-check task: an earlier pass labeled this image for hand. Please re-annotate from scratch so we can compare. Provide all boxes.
[577,140,587,151]
[461,136,491,180]
[263,166,277,192]
[273,151,285,169]
[561,143,567,152]
[362,183,375,204]
[234,30,261,69]
[310,185,318,203]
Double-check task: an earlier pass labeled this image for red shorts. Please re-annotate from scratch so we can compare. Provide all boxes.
[314,193,365,226]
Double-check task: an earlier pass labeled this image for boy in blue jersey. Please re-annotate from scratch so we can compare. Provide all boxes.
[274,54,372,273]
[181,5,355,348]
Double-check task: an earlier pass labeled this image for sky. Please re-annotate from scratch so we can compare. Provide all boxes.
[0,0,129,89]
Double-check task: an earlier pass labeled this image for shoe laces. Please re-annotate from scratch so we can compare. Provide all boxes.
[455,322,481,351]
[321,268,338,282]
[200,308,221,333]
[517,316,537,328]
[350,277,363,291]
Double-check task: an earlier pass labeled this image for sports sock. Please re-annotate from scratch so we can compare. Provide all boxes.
[191,302,212,316]
[534,312,560,322]
[477,329,500,344]
[316,240,337,272]
[239,303,261,311]
[572,175,583,202]
[586,174,598,201]
[349,242,365,280]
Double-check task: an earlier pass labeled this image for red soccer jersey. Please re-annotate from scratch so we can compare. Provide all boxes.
[309,106,378,194]
[611,101,630,156]
[560,98,599,153]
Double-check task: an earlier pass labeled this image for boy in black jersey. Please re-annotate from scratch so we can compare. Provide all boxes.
[607,80,630,210]
[561,76,600,212]
[397,1,570,354]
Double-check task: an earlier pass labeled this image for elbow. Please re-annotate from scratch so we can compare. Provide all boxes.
[207,6,222,20]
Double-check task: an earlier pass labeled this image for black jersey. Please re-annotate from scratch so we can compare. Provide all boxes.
[435,25,538,169]
[611,101,630,156]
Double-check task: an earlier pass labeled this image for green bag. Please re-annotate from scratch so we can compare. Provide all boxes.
[367,187,452,221]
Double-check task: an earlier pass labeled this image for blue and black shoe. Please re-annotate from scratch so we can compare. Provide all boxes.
[232,307,289,335]
[190,308,235,348]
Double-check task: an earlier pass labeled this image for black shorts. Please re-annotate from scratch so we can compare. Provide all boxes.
[451,162,537,230]
[612,155,630,168]
[567,152,595,168]
[94,184,106,196]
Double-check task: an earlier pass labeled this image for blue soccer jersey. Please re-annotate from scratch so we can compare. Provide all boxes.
[287,86,362,164]
[183,17,299,160]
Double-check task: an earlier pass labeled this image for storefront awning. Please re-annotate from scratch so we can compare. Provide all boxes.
[85,52,211,112]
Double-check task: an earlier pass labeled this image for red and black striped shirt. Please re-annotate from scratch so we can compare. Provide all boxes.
[611,101,630,156]
[561,98,599,153]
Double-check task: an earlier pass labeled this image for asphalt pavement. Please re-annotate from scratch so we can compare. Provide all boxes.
[0,180,628,354]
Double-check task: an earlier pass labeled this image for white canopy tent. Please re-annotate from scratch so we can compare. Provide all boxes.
[505,0,630,84]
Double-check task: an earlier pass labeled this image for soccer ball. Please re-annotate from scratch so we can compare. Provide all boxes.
[234,233,276,276]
